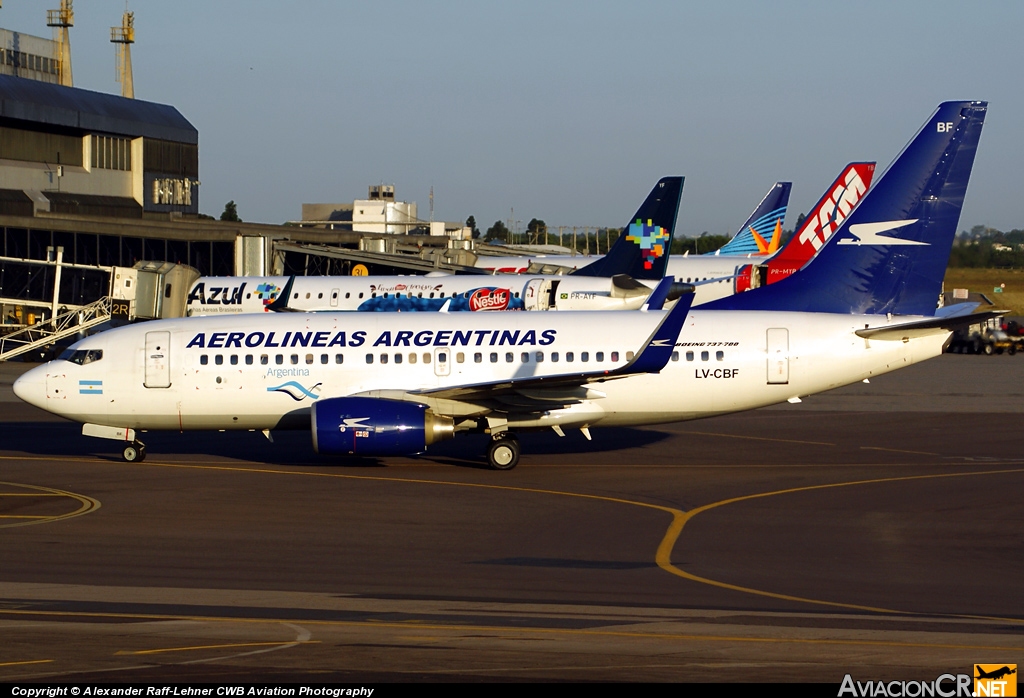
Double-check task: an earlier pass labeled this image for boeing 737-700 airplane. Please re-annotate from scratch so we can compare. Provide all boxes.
[14,102,988,470]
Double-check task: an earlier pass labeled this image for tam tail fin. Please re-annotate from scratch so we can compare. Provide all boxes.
[571,177,683,280]
[704,101,987,316]
[761,162,876,282]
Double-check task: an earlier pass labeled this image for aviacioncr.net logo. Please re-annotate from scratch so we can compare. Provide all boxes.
[839,673,973,697]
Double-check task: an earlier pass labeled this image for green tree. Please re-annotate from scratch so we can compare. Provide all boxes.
[220,201,241,222]
[485,220,510,243]
[526,218,547,244]
[466,215,481,239]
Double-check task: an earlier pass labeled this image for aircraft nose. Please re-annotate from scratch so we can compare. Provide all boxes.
[13,365,47,409]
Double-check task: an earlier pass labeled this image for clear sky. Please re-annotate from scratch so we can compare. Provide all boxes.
[2,1,1021,237]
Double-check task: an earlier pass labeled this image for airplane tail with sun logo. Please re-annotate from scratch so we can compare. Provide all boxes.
[711,181,792,256]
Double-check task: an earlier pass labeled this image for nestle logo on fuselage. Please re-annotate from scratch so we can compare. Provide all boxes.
[797,167,868,251]
[469,288,511,311]
[188,282,246,305]
[185,328,557,349]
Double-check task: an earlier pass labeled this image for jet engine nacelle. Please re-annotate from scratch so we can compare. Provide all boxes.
[311,397,455,456]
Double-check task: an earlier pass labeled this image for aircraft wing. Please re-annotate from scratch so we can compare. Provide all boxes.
[855,309,1007,340]
[412,282,693,405]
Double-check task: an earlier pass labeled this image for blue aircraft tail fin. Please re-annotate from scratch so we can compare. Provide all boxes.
[712,182,791,256]
[571,177,683,280]
[703,101,987,316]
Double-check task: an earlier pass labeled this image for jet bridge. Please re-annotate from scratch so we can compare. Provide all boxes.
[0,259,198,361]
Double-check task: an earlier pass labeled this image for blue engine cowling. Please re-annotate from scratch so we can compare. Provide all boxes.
[311,396,455,456]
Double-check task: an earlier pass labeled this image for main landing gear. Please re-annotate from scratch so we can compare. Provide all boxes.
[487,432,520,470]
[122,440,147,463]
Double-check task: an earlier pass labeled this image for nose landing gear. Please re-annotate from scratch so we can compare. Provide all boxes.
[122,441,146,463]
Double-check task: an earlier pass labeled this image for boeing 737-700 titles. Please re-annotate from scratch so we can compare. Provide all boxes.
[14,102,989,470]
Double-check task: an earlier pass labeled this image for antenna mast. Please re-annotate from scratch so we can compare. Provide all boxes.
[111,10,135,98]
[46,0,74,87]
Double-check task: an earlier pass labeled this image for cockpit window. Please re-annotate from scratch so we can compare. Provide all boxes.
[58,349,103,365]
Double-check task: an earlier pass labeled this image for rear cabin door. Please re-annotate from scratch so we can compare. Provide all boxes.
[766,328,789,384]
[144,331,171,388]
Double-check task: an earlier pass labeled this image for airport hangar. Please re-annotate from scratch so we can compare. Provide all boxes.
[0,73,489,337]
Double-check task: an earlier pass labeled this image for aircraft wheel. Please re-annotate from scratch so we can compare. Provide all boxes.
[984,343,994,355]
[487,435,520,471]
[122,442,146,463]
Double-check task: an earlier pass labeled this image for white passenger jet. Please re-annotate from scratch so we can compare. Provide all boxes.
[186,177,687,316]
[14,101,990,470]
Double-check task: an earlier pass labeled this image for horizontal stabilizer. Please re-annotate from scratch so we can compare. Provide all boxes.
[856,310,1007,340]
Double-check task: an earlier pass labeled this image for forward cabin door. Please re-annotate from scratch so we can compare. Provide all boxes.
[524,279,551,310]
[766,328,789,385]
[144,331,171,388]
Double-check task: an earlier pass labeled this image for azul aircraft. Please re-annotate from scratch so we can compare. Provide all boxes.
[14,101,989,471]
[186,178,685,316]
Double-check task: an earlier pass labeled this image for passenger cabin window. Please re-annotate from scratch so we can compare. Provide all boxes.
[335,354,344,364]
[716,350,725,361]
[566,352,574,362]
[581,352,589,362]
[261,354,269,365]
[596,352,604,362]
[701,351,710,361]
[686,351,694,361]
[215,355,223,365]
[200,355,208,366]
[366,354,373,364]
[671,351,679,361]
[276,355,284,365]
[611,351,619,362]
[246,355,254,365]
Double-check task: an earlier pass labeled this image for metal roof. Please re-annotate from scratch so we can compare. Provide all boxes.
[0,74,197,144]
